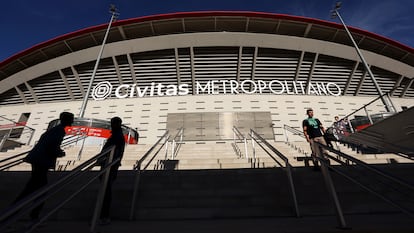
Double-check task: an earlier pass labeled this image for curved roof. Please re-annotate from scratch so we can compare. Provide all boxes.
[1,11,413,81]
[0,11,413,106]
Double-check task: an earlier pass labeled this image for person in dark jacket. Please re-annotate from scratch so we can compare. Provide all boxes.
[99,116,125,225]
[14,112,74,220]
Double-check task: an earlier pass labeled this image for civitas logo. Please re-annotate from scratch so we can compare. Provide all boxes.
[92,81,113,100]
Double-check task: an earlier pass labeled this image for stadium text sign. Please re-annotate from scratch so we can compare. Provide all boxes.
[92,80,341,100]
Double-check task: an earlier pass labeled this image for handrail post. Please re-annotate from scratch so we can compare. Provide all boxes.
[286,162,300,217]
[129,131,169,220]
[284,125,289,143]
[316,145,347,228]
[364,107,373,124]
[164,140,169,160]
[171,139,176,160]
[244,137,248,159]
[250,130,256,166]
[0,127,14,151]
[90,147,115,233]
[27,128,35,145]
[129,162,142,220]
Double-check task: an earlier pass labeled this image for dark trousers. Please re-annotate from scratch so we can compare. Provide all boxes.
[100,167,118,219]
[14,164,48,220]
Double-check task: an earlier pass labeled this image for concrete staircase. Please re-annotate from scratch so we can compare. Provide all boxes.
[1,164,413,233]
[1,139,414,233]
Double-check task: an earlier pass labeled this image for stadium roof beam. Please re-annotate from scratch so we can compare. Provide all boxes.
[14,86,28,104]
[71,66,85,95]
[112,56,123,85]
[304,24,312,37]
[236,46,242,83]
[344,61,359,95]
[391,75,404,96]
[24,82,39,103]
[244,18,250,32]
[150,21,156,35]
[63,40,74,53]
[174,48,182,86]
[401,79,414,98]
[305,53,319,91]
[250,47,258,91]
[190,47,196,94]
[59,70,74,100]
[294,51,305,82]
[126,54,137,83]
[355,69,368,96]
[181,18,186,32]
[17,59,28,68]
[117,26,127,40]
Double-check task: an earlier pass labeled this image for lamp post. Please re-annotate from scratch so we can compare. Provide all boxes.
[331,2,395,113]
[79,5,119,118]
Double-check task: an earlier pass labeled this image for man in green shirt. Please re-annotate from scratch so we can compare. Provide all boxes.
[302,108,327,169]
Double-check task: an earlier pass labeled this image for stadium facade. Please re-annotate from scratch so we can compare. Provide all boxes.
[0,11,413,145]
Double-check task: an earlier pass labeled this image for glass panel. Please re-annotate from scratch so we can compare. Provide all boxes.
[167,111,273,141]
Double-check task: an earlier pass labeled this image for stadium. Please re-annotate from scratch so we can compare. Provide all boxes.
[0,11,414,232]
[0,11,413,145]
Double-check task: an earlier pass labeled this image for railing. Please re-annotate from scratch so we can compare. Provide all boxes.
[249,129,300,217]
[61,134,89,148]
[316,142,414,219]
[0,134,91,172]
[0,151,28,171]
[283,124,306,141]
[170,127,184,160]
[232,126,248,159]
[129,131,170,220]
[333,92,396,138]
[0,146,117,233]
[0,116,35,152]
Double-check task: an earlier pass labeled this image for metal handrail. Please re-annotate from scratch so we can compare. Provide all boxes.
[0,151,28,171]
[61,134,89,147]
[249,129,300,217]
[0,116,35,151]
[170,127,184,159]
[283,124,306,139]
[0,133,91,171]
[0,146,117,233]
[232,126,248,159]
[322,143,414,192]
[129,131,170,220]
[315,142,414,221]
[341,91,396,124]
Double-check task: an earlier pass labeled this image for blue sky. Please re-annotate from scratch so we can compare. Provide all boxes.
[1,0,413,62]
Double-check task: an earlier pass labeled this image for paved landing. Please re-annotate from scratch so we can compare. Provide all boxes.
[27,213,414,233]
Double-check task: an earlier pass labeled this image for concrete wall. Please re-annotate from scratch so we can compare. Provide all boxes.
[1,94,413,145]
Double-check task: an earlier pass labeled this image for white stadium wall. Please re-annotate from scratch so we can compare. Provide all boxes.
[0,94,412,145]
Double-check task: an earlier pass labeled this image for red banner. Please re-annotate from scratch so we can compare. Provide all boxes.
[65,126,137,144]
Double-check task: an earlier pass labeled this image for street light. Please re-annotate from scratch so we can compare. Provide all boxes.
[331,2,395,113]
[79,5,120,118]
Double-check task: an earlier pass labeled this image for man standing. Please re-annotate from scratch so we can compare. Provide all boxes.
[99,117,125,225]
[302,108,327,169]
[15,112,74,220]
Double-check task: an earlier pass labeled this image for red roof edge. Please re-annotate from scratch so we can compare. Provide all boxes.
[1,11,413,68]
